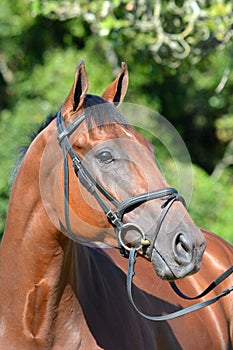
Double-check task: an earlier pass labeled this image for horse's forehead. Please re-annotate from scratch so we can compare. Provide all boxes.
[88,123,153,152]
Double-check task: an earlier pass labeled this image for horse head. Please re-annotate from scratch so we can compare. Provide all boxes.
[44,60,206,281]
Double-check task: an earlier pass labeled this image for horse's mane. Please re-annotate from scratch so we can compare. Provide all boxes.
[10,113,57,185]
[83,94,128,129]
[11,94,129,184]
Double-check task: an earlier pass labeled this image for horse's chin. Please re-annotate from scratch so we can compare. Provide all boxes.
[150,248,200,281]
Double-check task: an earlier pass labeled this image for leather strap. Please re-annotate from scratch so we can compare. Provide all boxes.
[170,265,233,300]
[127,248,233,321]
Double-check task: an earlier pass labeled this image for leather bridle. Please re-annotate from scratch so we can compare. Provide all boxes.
[56,108,233,321]
[56,109,185,257]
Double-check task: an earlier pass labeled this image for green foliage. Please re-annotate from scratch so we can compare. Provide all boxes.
[29,0,233,68]
[188,166,233,243]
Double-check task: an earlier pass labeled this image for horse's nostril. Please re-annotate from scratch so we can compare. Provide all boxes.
[177,235,189,252]
[173,234,192,264]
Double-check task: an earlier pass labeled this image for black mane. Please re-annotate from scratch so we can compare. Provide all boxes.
[83,94,128,129]
[10,113,57,184]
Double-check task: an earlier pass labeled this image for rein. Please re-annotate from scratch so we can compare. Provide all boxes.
[170,265,233,300]
[127,249,233,321]
[56,109,233,321]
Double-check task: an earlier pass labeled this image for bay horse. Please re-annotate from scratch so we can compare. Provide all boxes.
[0,61,232,349]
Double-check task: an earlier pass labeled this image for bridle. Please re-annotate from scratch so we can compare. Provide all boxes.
[56,108,185,257]
[56,108,233,321]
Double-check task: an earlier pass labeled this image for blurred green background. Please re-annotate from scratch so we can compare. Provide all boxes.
[0,1,232,243]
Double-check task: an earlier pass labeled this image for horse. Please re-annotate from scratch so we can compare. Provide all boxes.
[0,60,232,349]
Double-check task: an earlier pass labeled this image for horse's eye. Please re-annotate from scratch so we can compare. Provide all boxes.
[96,150,113,163]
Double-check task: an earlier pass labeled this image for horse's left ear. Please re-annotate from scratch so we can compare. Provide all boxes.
[62,60,88,117]
[102,62,128,106]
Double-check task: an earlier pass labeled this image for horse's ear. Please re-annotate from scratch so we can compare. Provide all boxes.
[102,62,128,106]
[62,60,88,117]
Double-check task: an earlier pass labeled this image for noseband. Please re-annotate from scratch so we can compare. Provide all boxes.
[56,109,185,258]
[56,109,233,321]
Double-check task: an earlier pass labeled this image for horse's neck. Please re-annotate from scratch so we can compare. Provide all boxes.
[0,131,61,289]
[0,132,101,349]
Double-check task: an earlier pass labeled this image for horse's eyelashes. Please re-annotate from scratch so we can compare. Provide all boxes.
[96,150,114,164]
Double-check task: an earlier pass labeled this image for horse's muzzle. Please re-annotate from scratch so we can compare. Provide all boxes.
[151,227,206,280]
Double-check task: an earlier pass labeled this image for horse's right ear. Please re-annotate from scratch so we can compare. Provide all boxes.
[102,62,128,106]
[62,60,88,118]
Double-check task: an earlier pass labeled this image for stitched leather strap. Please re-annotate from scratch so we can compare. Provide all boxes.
[127,248,233,321]
[170,266,233,300]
